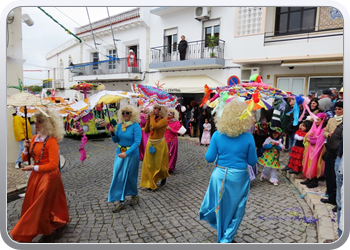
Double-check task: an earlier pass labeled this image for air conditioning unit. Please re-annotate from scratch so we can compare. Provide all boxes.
[241,67,261,82]
[194,7,211,20]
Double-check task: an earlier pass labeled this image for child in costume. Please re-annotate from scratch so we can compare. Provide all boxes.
[287,120,313,174]
[300,113,327,188]
[258,125,285,185]
[201,118,211,146]
[254,120,269,157]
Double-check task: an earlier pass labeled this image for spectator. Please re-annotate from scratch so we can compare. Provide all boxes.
[127,49,137,73]
[321,101,343,207]
[185,104,191,134]
[303,98,320,121]
[198,108,211,144]
[107,105,142,212]
[318,95,334,120]
[338,87,343,101]
[307,91,316,101]
[13,113,33,169]
[178,35,188,60]
[189,100,199,137]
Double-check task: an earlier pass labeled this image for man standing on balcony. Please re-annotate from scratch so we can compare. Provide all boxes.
[178,35,188,61]
[127,49,137,73]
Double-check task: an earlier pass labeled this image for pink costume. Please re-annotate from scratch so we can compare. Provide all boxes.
[139,114,149,161]
[302,113,327,180]
[165,118,181,172]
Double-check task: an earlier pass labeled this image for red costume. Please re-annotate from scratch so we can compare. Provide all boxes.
[287,129,307,172]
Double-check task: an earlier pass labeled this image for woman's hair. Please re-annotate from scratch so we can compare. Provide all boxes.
[301,120,313,132]
[190,100,198,107]
[153,103,168,118]
[215,98,255,138]
[34,108,65,141]
[117,105,140,124]
[167,108,179,120]
[334,101,343,109]
[309,98,319,109]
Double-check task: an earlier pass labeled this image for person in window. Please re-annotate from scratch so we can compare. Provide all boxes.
[199,98,257,243]
[127,49,137,72]
[178,35,188,61]
[107,105,142,213]
[10,109,69,243]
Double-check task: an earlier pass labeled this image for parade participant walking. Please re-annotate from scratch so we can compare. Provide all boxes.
[107,105,142,212]
[140,104,170,191]
[258,125,285,186]
[286,120,312,174]
[10,109,69,243]
[199,98,257,243]
[201,118,211,147]
[139,107,151,161]
[300,113,327,188]
[165,108,182,173]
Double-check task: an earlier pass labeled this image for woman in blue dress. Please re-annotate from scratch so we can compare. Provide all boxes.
[199,97,258,243]
[107,105,142,213]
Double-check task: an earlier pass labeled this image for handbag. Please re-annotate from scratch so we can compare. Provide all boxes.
[177,125,187,135]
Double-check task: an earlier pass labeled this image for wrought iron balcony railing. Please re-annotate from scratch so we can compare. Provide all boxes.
[150,39,225,64]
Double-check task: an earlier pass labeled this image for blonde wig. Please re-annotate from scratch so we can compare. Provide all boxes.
[153,103,168,119]
[117,104,140,124]
[34,108,65,141]
[215,98,255,138]
[167,108,179,120]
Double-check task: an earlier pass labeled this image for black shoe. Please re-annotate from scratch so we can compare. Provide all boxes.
[281,166,290,171]
[288,169,299,174]
[160,178,167,187]
[306,182,318,188]
[320,198,336,205]
[332,206,338,213]
[300,179,311,185]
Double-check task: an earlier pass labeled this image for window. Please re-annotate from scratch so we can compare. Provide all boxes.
[308,77,343,97]
[203,20,220,47]
[92,52,99,70]
[277,77,305,95]
[164,28,178,54]
[108,49,116,70]
[275,7,317,35]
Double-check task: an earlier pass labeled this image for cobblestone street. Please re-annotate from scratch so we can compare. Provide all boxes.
[7,136,319,243]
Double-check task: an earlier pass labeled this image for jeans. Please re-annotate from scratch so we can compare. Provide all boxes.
[335,157,343,237]
[287,133,295,149]
[16,140,25,164]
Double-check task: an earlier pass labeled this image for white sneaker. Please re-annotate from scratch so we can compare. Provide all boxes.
[15,163,20,169]
[273,182,278,186]
[259,175,264,181]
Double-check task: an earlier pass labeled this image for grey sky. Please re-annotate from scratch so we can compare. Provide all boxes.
[20,7,134,87]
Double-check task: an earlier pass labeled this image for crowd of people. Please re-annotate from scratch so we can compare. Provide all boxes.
[10,87,344,243]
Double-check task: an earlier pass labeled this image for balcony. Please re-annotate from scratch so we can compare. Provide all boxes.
[149,39,225,70]
[67,57,142,82]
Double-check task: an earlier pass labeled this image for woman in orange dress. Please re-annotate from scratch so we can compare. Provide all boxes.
[10,108,69,243]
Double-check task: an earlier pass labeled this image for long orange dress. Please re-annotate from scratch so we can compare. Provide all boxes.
[10,135,70,242]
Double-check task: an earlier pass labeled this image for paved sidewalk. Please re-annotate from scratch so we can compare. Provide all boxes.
[7,135,338,243]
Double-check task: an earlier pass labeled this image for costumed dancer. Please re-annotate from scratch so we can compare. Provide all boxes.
[199,97,258,243]
[165,108,182,173]
[140,103,170,191]
[287,120,313,174]
[10,108,69,243]
[139,107,151,161]
[300,113,327,188]
[201,118,211,147]
[258,125,285,186]
[107,105,142,212]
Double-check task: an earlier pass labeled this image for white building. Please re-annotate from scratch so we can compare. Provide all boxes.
[46,6,343,105]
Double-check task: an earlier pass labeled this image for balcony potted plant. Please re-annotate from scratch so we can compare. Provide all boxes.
[208,35,218,58]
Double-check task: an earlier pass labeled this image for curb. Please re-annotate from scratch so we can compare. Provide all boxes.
[281,171,338,243]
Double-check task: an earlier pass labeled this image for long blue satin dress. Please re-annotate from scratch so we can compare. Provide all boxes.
[108,122,142,202]
[199,131,258,243]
